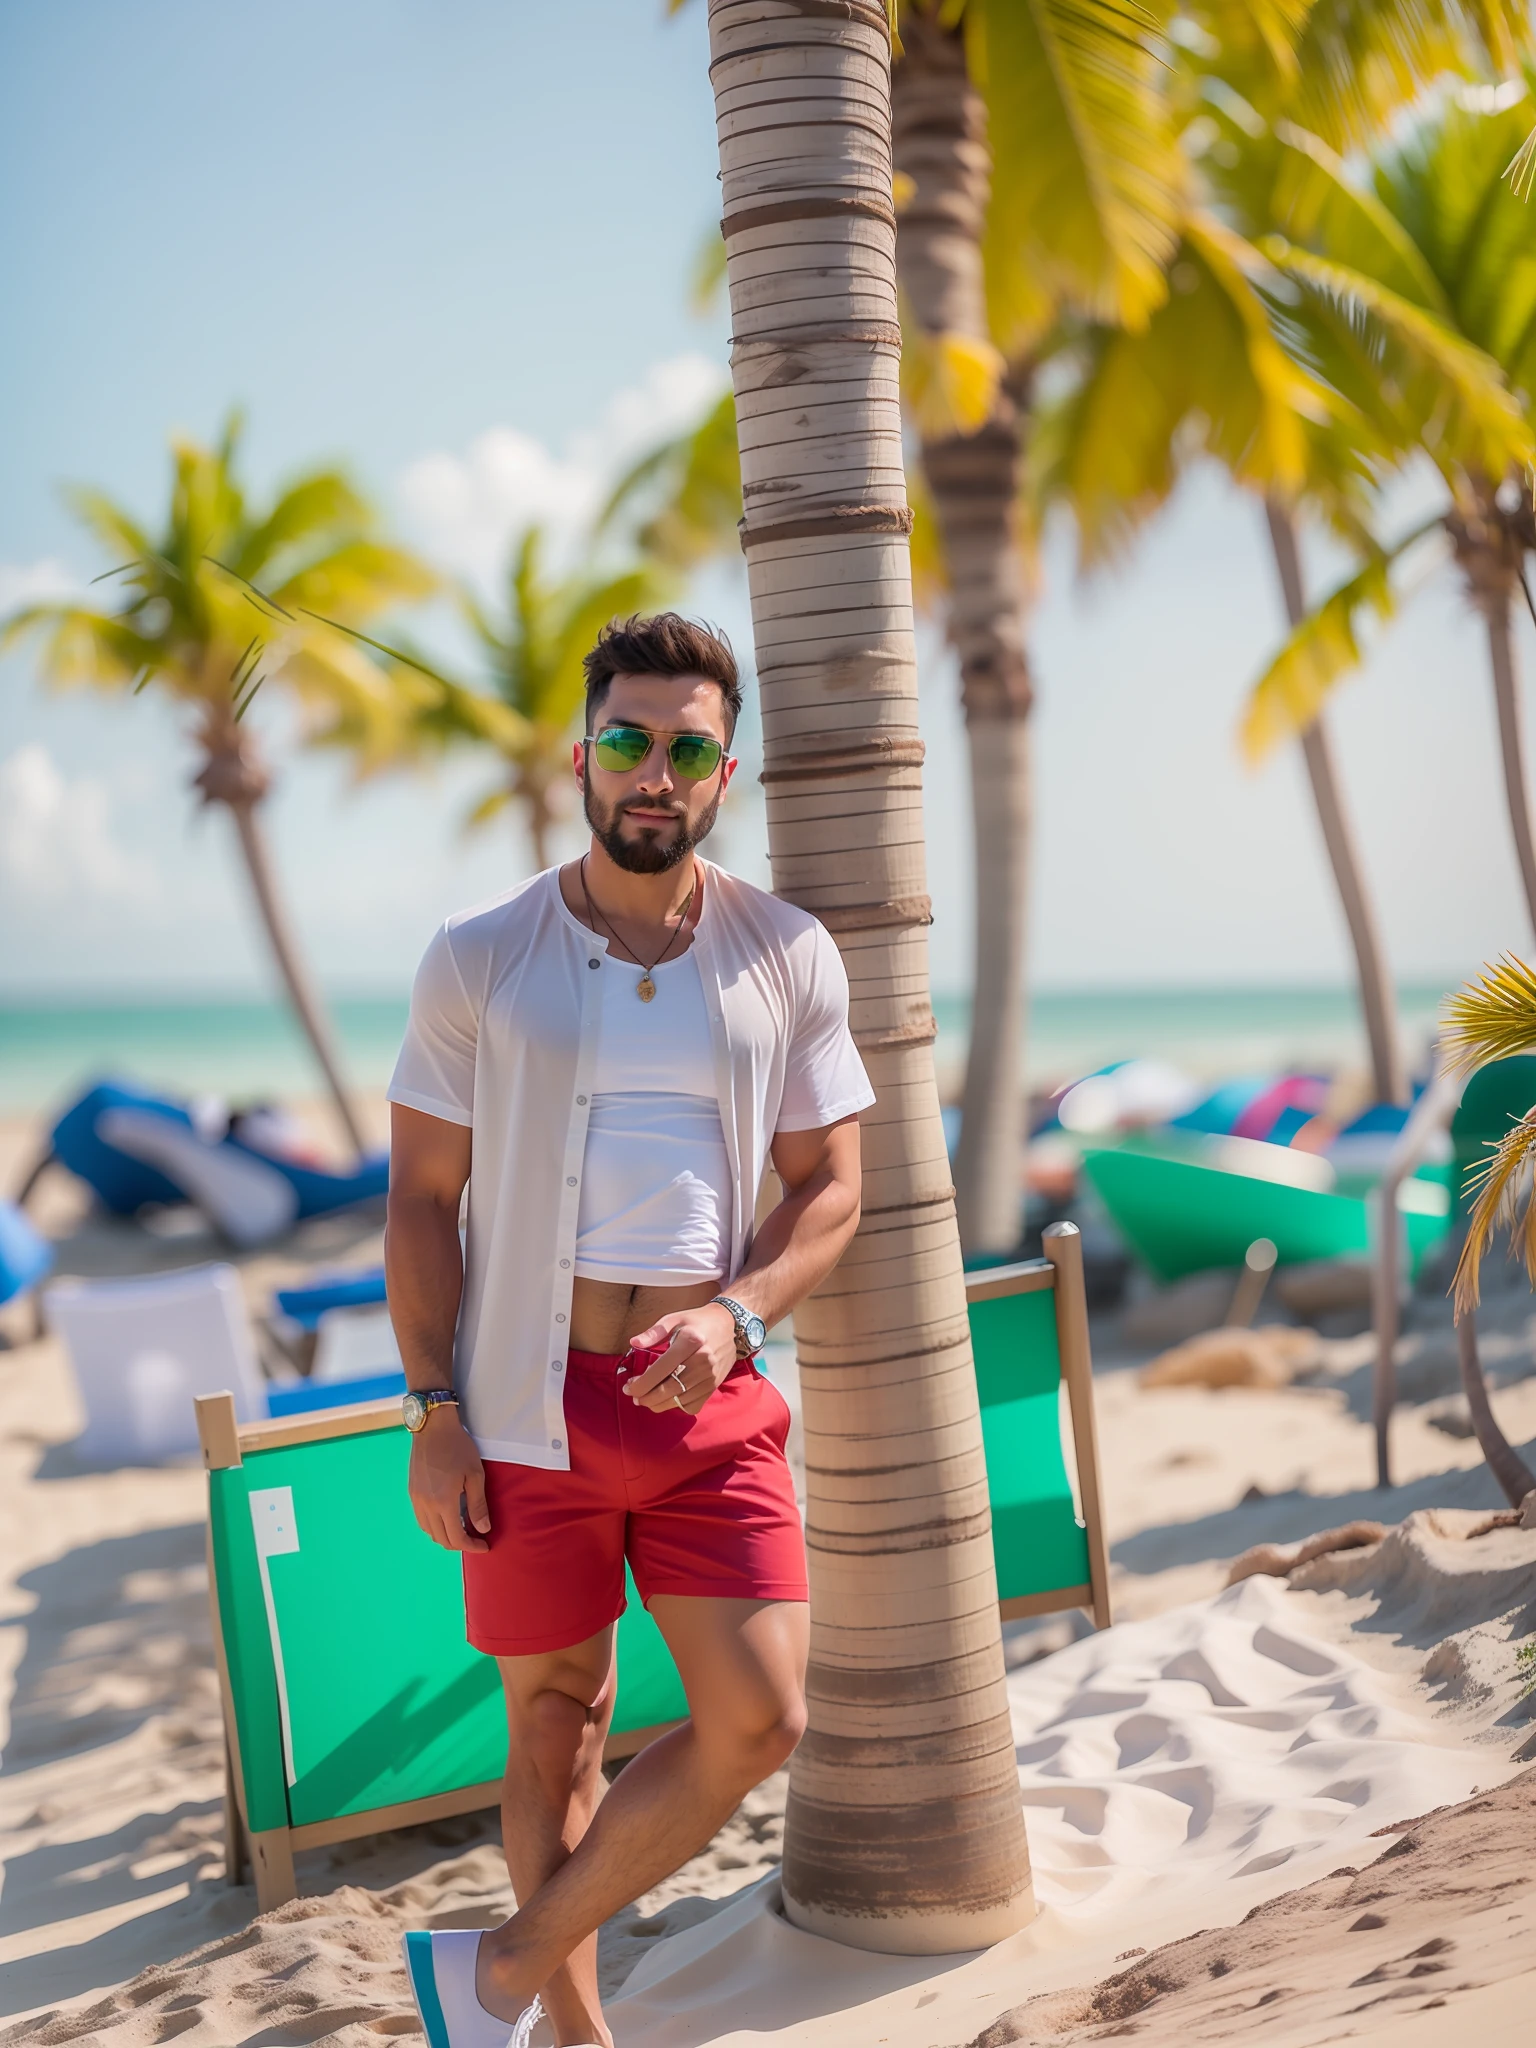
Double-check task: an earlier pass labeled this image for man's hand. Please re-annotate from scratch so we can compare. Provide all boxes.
[408,1408,491,1552]
[624,1303,739,1415]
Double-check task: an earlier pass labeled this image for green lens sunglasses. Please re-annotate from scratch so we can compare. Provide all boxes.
[587,724,725,781]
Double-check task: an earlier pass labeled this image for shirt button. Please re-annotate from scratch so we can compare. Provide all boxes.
[555,1312,566,1323]
[567,1176,577,1186]
[552,1437,564,1450]
[552,1361,564,1373]
[559,1258,570,1269]
[588,958,600,969]
[576,1094,587,1106]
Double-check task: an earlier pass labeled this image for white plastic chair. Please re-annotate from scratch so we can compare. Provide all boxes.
[311,1303,402,1383]
[46,1262,267,1462]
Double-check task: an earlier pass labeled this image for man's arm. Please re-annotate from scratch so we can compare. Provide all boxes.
[626,1114,862,1412]
[386,1102,489,1552]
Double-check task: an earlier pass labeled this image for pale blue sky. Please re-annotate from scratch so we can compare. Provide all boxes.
[0,1,1524,1014]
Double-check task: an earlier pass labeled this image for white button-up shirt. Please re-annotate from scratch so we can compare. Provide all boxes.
[388,862,875,1468]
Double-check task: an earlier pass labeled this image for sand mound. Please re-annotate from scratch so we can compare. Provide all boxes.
[1141,1327,1320,1390]
[967,1766,1536,2046]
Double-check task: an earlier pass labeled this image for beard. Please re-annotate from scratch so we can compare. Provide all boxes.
[584,782,722,874]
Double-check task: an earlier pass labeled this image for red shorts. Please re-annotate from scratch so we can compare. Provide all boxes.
[462,1347,808,1656]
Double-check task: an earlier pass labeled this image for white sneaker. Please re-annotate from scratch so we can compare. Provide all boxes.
[400,1929,543,2048]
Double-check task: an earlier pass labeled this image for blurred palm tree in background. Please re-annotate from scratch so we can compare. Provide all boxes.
[318,526,661,872]
[890,0,1185,1255]
[0,412,434,1156]
[895,1,1531,1223]
[1242,82,1536,944]
[1047,7,1533,1108]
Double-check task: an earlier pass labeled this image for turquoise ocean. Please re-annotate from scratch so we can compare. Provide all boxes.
[0,983,1456,1118]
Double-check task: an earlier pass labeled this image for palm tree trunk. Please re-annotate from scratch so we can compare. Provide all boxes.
[227,796,369,1160]
[708,0,1034,1954]
[1483,583,1536,943]
[1457,1312,1536,1507]
[1265,501,1405,1105]
[893,7,1034,1256]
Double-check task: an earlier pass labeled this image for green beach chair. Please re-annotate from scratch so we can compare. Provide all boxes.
[196,1392,688,1912]
[199,1221,1110,1910]
[965,1221,1112,1631]
[1450,1055,1536,1216]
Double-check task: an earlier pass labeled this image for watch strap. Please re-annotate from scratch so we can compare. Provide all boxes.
[403,1388,459,1430]
[711,1295,761,1357]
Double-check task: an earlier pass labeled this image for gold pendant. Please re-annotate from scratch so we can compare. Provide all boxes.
[636,974,656,1003]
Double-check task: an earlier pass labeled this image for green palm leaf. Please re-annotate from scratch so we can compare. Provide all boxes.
[1239,516,1441,759]
[600,391,742,572]
[232,472,375,580]
[1039,214,1325,560]
[1262,235,1535,475]
[970,0,1187,346]
[1440,953,1536,1312]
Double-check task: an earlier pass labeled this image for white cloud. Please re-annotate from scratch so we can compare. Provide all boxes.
[0,743,161,907]
[396,352,729,588]
[0,557,82,615]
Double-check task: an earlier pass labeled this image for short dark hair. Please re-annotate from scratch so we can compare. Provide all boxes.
[582,613,743,739]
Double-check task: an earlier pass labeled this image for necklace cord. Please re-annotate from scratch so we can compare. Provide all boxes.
[579,856,696,977]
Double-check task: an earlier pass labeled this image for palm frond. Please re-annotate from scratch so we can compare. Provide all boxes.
[0,601,165,694]
[972,0,1186,347]
[1038,216,1325,562]
[268,540,437,622]
[1285,0,1528,153]
[1271,121,1452,315]
[60,488,155,566]
[1454,1105,1536,1313]
[902,321,1008,436]
[690,227,729,314]
[1262,236,1536,478]
[463,783,515,831]
[1442,952,1536,1072]
[600,390,741,571]
[231,471,374,579]
[1239,517,1441,760]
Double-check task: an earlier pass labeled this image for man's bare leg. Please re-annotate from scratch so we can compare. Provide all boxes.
[476,1596,809,2026]
[495,1629,617,2047]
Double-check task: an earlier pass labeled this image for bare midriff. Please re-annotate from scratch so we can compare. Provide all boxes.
[568,1274,723,1355]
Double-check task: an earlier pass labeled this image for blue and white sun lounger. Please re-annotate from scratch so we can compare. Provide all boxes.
[50,1080,389,1248]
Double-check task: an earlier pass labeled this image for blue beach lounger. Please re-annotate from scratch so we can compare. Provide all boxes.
[50,1079,388,1247]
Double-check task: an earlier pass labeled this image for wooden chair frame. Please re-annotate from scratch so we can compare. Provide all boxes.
[964,1221,1113,1632]
[197,1221,1110,1911]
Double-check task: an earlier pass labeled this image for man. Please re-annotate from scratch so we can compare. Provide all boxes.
[388,614,873,2048]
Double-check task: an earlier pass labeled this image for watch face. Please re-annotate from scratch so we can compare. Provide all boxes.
[744,1314,767,1352]
[401,1392,426,1432]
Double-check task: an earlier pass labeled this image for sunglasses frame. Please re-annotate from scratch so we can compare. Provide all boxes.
[585,724,727,782]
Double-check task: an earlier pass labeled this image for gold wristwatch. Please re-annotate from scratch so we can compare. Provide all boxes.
[402,1389,459,1433]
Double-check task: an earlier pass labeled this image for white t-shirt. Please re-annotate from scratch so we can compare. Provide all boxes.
[575,949,732,1286]
[387,861,875,1468]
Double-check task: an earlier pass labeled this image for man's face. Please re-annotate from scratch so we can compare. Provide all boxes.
[574,672,737,874]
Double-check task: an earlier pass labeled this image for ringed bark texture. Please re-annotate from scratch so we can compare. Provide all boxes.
[707,0,1035,1953]
[892,9,1035,1254]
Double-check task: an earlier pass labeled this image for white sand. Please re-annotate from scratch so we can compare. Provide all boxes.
[4,1107,1536,2044]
